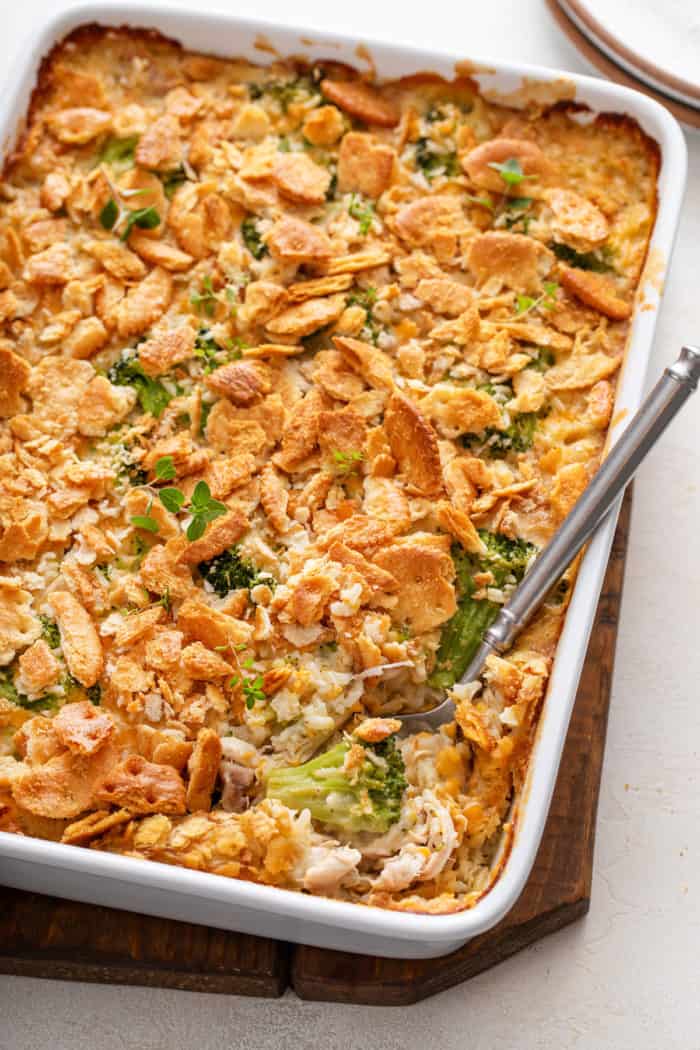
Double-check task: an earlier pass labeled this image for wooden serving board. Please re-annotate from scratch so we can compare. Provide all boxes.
[0,491,632,1004]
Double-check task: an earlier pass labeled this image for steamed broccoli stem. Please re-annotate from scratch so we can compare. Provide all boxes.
[266,737,407,835]
[429,532,537,689]
[428,597,501,690]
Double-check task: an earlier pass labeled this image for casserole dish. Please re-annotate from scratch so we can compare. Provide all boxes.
[0,2,686,959]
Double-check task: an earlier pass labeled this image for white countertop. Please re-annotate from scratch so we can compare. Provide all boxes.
[2,1,698,1046]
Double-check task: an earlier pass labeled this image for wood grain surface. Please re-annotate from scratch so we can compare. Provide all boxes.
[0,491,632,1004]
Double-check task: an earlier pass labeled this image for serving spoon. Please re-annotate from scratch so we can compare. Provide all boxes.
[394,344,700,735]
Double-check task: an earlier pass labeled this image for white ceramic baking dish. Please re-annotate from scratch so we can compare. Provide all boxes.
[0,2,687,960]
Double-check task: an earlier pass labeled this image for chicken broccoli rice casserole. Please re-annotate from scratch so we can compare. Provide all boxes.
[0,26,658,913]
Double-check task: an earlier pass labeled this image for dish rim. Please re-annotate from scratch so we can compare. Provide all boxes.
[0,0,687,952]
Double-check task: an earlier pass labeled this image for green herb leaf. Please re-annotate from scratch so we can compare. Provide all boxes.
[542,280,559,309]
[503,195,534,232]
[99,198,119,230]
[185,483,227,542]
[158,487,185,514]
[487,156,531,187]
[465,194,495,212]
[186,516,207,542]
[514,281,558,318]
[120,205,160,242]
[243,674,266,709]
[191,480,213,510]
[154,455,177,481]
[332,448,364,474]
[131,514,160,533]
[516,295,535,315]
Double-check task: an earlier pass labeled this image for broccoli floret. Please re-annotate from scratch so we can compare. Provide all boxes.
[108,353,172,418]
[199,400,214,436]
[198,546,269,597]
[478,531,538,582]
[526,348,555,373]
[265,734,407,834]
[325,170,338,201]
[487,412,539,455]
[112,442,148,486]
[429,531,537,689]
[0,669,20,705]
[193,328,222,373]
[346,286,382,345]
[39,614,60,649]
[550,242,615,273]
[193,328,242,374]
[241,217,268,260]
[249,76,319,113]
[461,381,541,457]
[0,668,58,713]
[86,683,102,705]
[414,137,459,179]
[462,411,539,457]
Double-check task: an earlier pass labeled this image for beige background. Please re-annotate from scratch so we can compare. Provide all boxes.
[2,1,699,1046]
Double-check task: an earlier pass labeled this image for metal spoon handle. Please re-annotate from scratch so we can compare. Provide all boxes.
[462,344,700,679]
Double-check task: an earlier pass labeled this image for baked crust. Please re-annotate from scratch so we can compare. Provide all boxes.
[0,26,658,912]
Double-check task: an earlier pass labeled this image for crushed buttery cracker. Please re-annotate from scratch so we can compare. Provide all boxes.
[0,26,657,911]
